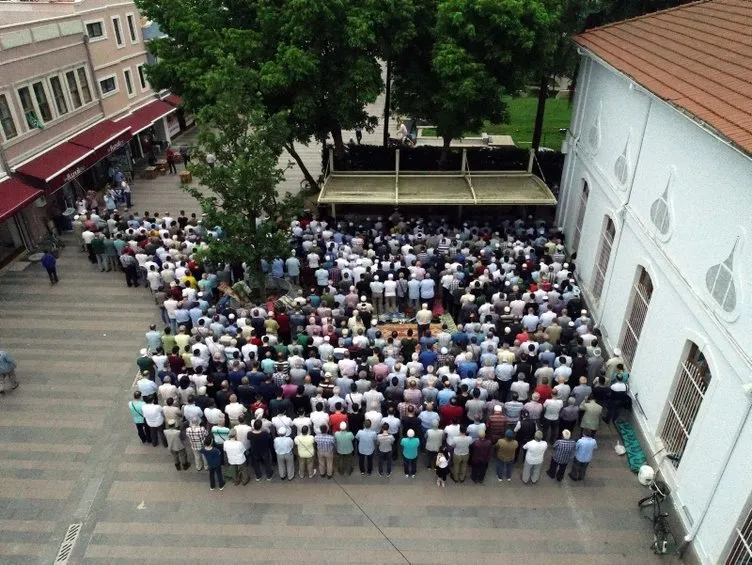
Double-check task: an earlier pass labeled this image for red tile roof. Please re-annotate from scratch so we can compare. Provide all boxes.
[574,0,752,155]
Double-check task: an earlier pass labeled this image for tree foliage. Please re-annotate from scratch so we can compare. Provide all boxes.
[136,0,408,178]
[185,95,302,290]
[391,0,562,161]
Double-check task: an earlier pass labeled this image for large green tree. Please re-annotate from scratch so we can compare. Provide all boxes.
[391,0,562,165]
[137,0,388,186]
[185,95,302,295]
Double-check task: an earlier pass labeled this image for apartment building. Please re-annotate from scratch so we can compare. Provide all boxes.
[0,0,186,264]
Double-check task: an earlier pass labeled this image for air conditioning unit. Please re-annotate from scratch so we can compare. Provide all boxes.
[34,196,47,208]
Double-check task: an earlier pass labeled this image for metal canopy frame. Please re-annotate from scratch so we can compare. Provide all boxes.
[317,148,557,207]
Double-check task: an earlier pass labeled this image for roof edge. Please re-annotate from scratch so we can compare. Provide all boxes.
[574,0,712,41]
[575,44,752,163]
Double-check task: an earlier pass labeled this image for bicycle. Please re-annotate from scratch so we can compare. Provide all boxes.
[637,464,673,555]
[30,232,65,258]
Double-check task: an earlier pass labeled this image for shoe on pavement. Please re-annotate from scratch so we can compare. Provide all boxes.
[219,485,225,491]
[405,474,409,478]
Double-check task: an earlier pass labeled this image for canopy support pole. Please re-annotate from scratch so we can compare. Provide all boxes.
[395,149,400,205]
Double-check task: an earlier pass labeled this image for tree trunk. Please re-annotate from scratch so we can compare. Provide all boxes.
[330,126,345,160]
[439,136,452,169]
[383,57,392,147]
[531,75,549,151]
[283,141,318,191]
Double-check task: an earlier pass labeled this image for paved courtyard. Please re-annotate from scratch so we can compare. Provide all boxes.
[0,134,680,565]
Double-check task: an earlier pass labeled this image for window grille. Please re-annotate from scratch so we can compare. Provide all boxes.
[619,267,652,369]
[660,343,711,466]
[571,182,589,252]
[591,216,615,303]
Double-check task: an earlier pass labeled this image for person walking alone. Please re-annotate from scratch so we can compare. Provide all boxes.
[0,349,19,394]
[41,250,58,284]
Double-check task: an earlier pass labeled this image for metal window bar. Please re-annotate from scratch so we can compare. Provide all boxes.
[620,272,652,369]
[661,352,709,467]
[726,507,752,564]
[571,186,589,252]
[591,219,614,302]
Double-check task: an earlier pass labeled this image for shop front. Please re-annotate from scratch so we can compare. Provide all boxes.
[12,119,132,231]
[163,94,195,133]
[116,99,177,164]
[0,176,44,265]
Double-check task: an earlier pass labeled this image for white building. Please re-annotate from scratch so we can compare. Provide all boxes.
[556,1,752,563]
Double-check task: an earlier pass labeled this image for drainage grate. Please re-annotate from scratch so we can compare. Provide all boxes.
[54,523,82,564]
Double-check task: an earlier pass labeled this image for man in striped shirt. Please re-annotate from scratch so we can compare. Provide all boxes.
[185,418,208,471]
[546,429,576,481]
[314,425,335,479]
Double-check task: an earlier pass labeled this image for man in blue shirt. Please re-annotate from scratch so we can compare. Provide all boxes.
[418,346,438,370]
[41,251,58,284]
[271,257,285,279]
[569,431,597,481]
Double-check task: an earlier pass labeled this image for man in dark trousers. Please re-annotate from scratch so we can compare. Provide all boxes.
[41,251,58,284]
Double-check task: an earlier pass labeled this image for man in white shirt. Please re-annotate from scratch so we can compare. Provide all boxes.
[365,403,383,431]
[142,399,167,447]
[310,404,330,435]
[383,274,397,313]
[522,430,548,484]
[223,429,249,485]
[224,394,246,427]
[204,401,225,426]
[509,374,530,402]
[158,376,179,406]
[370,276,384,315]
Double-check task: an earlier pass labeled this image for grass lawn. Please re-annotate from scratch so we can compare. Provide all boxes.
[421,96,572,148]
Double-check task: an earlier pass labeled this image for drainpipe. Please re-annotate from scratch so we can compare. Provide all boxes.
[82,34,106,116]
[678,396,752,559]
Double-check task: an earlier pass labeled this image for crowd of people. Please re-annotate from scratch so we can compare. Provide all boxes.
[117,210,632,490]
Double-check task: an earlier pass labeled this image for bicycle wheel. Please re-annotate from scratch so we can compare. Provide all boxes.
[653,516,669,554]
[638,494,655,508]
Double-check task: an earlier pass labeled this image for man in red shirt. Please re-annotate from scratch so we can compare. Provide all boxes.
[439,397,464,428]
[535,377,553,403]
[275,311,291,343]
[330,404,348,433]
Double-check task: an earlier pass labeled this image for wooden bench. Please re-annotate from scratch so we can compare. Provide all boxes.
[142,166,157,179]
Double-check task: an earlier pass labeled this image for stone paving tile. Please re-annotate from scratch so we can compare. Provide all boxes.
[0,123,682,565]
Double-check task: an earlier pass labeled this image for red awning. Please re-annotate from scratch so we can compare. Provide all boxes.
[14,142,99,193]
[163,94,182,107]
[116,99,176,135]
[0,177,43,221]
[69,119,131,153]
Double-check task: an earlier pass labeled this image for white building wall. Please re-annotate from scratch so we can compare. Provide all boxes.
[559,52,752,565]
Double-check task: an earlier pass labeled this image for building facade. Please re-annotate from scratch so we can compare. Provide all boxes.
[0,0,186,264]
[556,2,752,563]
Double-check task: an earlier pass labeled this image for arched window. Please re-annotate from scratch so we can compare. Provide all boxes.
[619,266,653,369]
[660,342,712,466]
[571,181,589,252]
[591,215,615,303]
